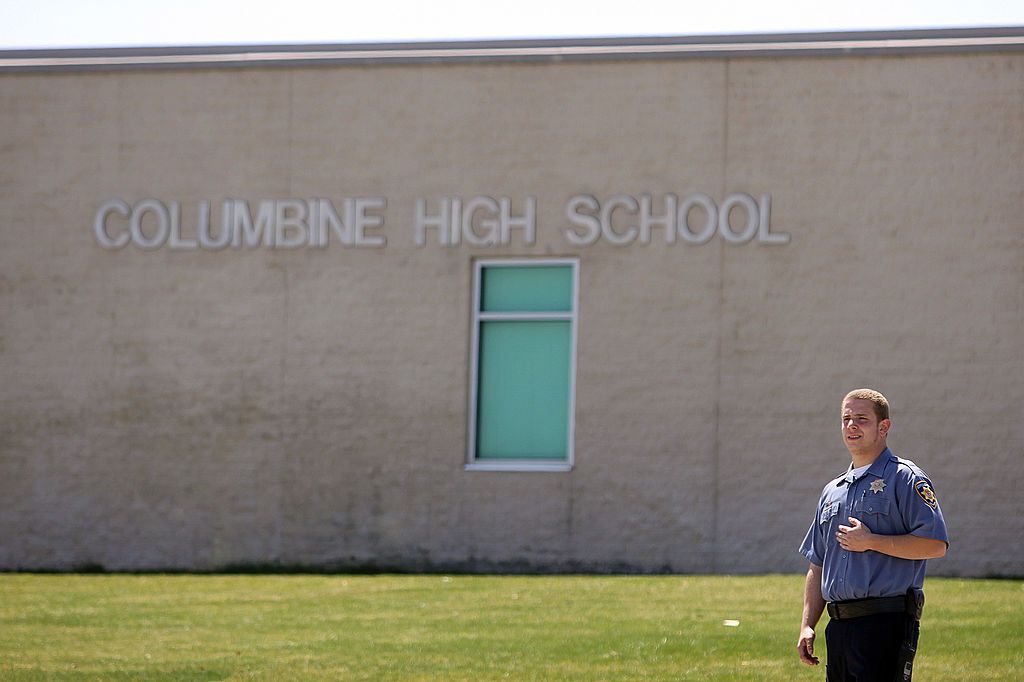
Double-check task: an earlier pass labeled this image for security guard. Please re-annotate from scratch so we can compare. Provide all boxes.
[797,389,948,680]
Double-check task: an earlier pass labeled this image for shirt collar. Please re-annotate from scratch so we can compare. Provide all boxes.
[866,447,895,477]
[842,447,894,483]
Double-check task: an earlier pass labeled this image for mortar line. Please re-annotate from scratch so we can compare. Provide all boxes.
[711,59,731,574]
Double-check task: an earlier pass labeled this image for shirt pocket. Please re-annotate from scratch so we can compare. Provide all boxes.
[853,496,894,533]
[819,501,840,526]
[853,497,891,516]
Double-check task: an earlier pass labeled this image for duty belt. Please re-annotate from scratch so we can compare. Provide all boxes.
[826,596,907,620]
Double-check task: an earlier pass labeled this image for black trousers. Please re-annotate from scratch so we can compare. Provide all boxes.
[825,611,919,681]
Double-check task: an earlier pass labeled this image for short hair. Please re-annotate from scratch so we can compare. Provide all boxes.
[843,389,890,422]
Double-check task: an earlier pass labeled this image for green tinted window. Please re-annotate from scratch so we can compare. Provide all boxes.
[476,320,571,459]
[481,265,573,312]
[471,261,578,466]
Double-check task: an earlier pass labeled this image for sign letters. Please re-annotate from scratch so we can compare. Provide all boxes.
[94,192,789,251]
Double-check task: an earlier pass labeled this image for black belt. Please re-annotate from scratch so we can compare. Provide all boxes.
[827,596,907,620]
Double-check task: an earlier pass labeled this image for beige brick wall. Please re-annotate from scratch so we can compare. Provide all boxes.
[1,51,1021,575]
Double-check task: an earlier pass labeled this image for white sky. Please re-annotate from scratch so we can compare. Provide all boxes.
[3,0,1024,49]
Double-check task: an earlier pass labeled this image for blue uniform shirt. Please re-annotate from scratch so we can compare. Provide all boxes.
[799,447,949,602]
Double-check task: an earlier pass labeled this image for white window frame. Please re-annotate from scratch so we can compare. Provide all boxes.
[465,257,579,473]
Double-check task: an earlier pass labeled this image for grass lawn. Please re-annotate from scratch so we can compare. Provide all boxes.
[0,574,1020,680]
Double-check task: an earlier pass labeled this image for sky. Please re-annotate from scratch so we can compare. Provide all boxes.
[3,0,1024,50]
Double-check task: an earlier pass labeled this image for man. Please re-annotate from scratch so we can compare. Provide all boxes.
[797,389,948,681]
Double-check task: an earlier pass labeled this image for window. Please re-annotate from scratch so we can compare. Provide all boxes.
[467,259,579,472]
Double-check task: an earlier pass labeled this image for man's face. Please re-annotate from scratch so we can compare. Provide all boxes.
[841,398,890,458]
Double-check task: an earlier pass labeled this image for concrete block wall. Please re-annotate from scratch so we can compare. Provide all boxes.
[0,51,1021,575]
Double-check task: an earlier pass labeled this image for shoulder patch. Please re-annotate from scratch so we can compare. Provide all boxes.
[915,479,939,509]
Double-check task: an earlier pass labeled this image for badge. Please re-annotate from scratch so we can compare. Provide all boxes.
[869,478,886,494]
[915,479,938,509]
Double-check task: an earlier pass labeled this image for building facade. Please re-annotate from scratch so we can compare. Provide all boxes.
[1,29,1022,575]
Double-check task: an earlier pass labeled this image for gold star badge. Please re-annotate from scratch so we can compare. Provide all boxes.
[915,480,938,508]
[870,478,886,494]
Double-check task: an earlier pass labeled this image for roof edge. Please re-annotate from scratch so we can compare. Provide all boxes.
[2,26,1024,73]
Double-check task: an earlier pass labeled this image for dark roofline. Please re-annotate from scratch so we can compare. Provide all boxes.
[2,26,1024,73]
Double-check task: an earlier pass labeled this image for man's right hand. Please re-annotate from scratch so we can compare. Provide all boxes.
[797,625,820,666]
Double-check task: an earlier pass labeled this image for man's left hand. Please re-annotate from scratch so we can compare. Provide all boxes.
[836,517,875,552]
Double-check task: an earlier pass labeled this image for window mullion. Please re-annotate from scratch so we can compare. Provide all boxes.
[478,311,573,321]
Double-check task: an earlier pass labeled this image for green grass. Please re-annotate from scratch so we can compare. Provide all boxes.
[0,574,1020,680]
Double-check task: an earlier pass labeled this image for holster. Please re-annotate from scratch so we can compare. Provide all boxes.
[905,587,925,621]
[895,588,925,682]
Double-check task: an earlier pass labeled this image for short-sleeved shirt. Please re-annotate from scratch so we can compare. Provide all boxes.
[799,448,949,603]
